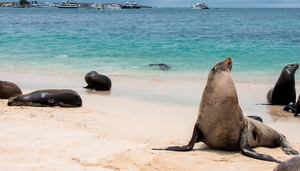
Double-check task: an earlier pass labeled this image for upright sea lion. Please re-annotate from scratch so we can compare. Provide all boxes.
[283,94,300,116]
[273,156,300,171]
[84,71,112,91]
[267,64,299,105]
[8,89,82,107]
[149,63,171,71]
[0,80,22,99]
[152,57,299,163]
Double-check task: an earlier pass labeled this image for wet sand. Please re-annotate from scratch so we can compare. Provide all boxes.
[0,71,300,170]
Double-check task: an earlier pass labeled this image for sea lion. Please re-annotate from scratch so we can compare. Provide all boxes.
[267,64,299,105]
[8,89,82,107]
[149,63,171,71]
[152,57,299,163]
[273,156,300,171]
[247,115,263,123]
[0,80,22,99]
[283,94,300,116]
[84,71,112,91]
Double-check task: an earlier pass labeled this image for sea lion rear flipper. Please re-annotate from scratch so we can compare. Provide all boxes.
[240,129,282,163]
[280,136,299,155]
[83,85,91,89]
[152,125,203,151]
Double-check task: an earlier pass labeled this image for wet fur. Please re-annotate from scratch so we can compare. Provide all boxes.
[7,89,82,107]
[267,64,299,105]
[84,71,112,91]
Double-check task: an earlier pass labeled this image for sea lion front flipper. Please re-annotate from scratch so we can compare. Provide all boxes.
[240,128,282,163]
[152,125,203,151]
[280,136,299,155]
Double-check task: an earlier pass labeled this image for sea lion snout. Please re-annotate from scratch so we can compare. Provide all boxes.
[7,95,18,106]
[293,63,299,71]
[213,57,233,72]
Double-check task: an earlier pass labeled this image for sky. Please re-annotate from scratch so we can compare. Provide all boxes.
[1,0,300,8]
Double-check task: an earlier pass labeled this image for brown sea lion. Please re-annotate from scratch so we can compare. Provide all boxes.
[84,71,112,91]
[8,89,82,107]
[267,64,299,105]
[0,80,22,99]
[273,156,300,171]
[152,57,299,163]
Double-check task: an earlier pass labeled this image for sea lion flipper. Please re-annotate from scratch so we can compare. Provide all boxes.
[280,137,299,155]
[83,85,91,89]
[240,129,282,163]
[152,125,203,151]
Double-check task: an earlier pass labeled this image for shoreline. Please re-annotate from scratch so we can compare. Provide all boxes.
[1,70,300,170]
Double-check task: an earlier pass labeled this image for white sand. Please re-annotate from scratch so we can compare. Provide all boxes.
[0,71,299,170]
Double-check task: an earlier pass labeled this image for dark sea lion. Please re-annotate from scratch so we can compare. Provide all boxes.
[149,63,171,71]
[267,64,299,105]
[283,94,300,116]
[152,57,299,163]
[84,71,112,91]
[0,80,22,99]
[7,89,82,107]
[247,115,263,123]
[273,156,300,171]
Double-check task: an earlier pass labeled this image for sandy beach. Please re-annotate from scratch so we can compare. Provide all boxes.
[0,71,300,171]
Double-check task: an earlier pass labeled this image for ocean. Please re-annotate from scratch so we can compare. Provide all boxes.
[1,7,300,85]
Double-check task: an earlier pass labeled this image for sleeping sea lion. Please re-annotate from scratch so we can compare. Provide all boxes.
[273,156,300,171]
[149,63,171,71]
[152,57,299,163]
[0,80,22,99]
[283,94,300,116]
[84,71,112,91]
[267,64,299,105]
[8,89,82,107]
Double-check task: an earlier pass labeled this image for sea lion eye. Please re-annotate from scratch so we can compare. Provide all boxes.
[228,61,231,65]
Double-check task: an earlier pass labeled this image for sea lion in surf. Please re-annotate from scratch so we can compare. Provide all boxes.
[149,63,171,71]
[273,156,300,171]
[0,80,22,99]
[84,71,112,91]
[152,57,299,163]
[8,89,82,107]
[267,64,299,105]
[283,94,300,116]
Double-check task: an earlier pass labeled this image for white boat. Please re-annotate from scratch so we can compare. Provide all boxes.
[38,2,55,8]
[58,1,78,8]
[104,4,121,10]
[191,1,209,9]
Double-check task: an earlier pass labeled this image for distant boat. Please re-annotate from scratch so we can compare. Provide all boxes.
[104,4,122,10]
[58,1,78,8]
[38,2,55,8]
[191,1,209,9]
[121,1,140,9]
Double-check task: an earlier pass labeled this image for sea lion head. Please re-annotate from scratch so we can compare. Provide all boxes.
[211,57,232,73]
[7,95,20,106]
[284,63,299,74]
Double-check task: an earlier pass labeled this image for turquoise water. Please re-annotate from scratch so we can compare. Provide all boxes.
[1,8,300,84]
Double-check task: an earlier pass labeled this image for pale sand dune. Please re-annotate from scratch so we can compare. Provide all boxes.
[0,71,300,170]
